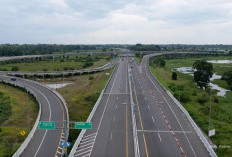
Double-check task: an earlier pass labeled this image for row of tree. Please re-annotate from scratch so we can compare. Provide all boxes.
[129,44,161,51]
[0,44,97,56]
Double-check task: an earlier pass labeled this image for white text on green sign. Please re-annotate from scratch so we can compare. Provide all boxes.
[39,121,55,130]
[75,122,92,129]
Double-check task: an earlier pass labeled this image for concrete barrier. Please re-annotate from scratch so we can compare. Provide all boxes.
[146,54,217,157]
[69,65,118,157]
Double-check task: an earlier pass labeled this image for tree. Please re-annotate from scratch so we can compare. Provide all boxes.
[172,72,177,80]
[221,70,232,86]
[193,60,213,89]
[153,58,166,67]
[229,50,232,56]
[11,66,19,71]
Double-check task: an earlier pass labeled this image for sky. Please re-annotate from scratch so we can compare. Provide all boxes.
[0,0,232,44]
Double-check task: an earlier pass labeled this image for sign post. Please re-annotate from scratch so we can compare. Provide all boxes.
[208,129,215,137]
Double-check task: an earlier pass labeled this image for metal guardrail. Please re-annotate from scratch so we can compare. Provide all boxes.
[0,77,42,157]
[0,75,70,157]
[69,64,118,157]
[146,54,217,157]
[0,58,120,77]
[128,65,140,157]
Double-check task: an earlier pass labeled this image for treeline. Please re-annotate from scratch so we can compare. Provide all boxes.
[129,44,161,51]
[0,44,97,56]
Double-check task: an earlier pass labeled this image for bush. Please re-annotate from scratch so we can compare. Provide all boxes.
[83,61,93,68]
[213,96,219,103]
[197,94,208,105]
[11,66,19,71]
[89,76,94,81]
[153,58,166,67]
[84,93,99,103]
[172,72,177,80]
[174,91,191,103]
[168,83,177,92]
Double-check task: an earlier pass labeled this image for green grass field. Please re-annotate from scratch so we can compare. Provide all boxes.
[0,55,112,72]
[0,83,38,156]
[149,55,232,157]
[40,68,114,153]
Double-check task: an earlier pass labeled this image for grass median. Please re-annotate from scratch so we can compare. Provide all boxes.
[0,83,38,157]
[149,56,232,157]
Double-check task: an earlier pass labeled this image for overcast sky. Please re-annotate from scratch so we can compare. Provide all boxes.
[1,0,232,44]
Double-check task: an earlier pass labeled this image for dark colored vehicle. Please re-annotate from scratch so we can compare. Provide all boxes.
[11,78,16,81]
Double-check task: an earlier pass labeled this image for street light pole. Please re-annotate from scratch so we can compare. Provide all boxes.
[27,89,30,132]
[208,87,212,134]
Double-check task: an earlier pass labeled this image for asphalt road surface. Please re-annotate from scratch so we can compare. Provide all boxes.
[71,54,211,157]
[0,76,67,157]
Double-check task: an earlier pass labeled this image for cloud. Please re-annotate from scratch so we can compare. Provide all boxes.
[0,0,232,44]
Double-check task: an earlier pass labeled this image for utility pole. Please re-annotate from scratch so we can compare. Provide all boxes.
[179,71,181,102]
[27,89,30,132]
[208,88,212,134]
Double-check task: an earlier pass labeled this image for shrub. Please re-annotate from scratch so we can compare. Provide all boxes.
[174,91,191,103]
[168,83,177,92]
[89,76,94,81]
[11,66,19,71]
[83,61,93,68]
[172,72,177,80]
[153,58,166,67]
[213,96,219,103]
[197,94,208,105]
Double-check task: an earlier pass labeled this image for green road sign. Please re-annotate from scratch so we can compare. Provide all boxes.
[39,121,55,130]
[75,122,92,129]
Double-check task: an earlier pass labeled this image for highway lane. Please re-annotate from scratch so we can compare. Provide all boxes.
[72,57,135,157]
[0,76,68,157]
[129,56,211,157]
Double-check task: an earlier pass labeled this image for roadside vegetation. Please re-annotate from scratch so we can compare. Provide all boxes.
[0,55,112,72]
[0,83,38,157]
[149,55,232,157]
[39,68,114,153]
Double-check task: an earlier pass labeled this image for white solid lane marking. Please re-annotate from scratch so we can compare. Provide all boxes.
[158,133,162,142]
[76,146,93,153]
[145,58,197,157]
[78,142,94,149]
[81,136,95,142]
[152,116,154,123]
[110,132,113,141]
[57,151,62,154]
[75,150,91,156]
[82,154,90,157]
[137,130,193,133]
[83,133,97,138]
[89,64,121,156]
[29,85,52,157]
[80,139,95,145]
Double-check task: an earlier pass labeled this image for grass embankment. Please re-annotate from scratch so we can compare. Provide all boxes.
[0,83,38,156]
[149,56,232,157]
[41,68,114,153]
[0,55,112,72]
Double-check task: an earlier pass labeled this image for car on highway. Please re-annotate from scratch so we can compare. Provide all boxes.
[11,78,16,81]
